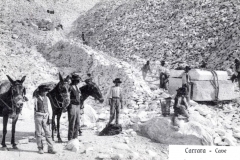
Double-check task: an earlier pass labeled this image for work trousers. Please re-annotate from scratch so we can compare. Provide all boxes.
[142,71,147,80]
[68,104,80,140]
[173,105,189,127]
[34,114,53,150]
[109,98,121,124]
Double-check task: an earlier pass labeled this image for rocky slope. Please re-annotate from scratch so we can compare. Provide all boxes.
[70,0,240,69]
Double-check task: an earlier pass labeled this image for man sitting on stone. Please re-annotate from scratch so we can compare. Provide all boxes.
[172,87,190,129]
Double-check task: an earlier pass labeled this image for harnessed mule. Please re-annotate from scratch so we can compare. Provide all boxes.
[78,81,104,134]
[47,73,71,142]
[0,75,27,150]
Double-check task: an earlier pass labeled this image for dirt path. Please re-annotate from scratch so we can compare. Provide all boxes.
[0,119,168,160]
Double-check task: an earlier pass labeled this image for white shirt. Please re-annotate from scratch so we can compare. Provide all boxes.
[182,72,191,85]
[107,86,123,99]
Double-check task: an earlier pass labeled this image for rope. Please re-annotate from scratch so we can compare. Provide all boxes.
[48,94,63,109]
[0,97,12,111]
[210,70,219,103]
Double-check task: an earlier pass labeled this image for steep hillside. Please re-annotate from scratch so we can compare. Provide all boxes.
[0,0,159,120]
[70,0,240,69]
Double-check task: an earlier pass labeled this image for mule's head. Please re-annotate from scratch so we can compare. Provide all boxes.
[7,75,27,110]
[57,73,71,112]
[84,81,104,103]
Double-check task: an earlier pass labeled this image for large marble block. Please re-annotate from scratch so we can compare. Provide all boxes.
[192,80,237,101]
[169,78,237,101]
[189,69,229,81]
[170,70,184,78]
[169,78,182,95]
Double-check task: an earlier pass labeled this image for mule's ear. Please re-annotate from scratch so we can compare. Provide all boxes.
[21,76,26,83]
[59,72,64,82]
[6,75,14,84]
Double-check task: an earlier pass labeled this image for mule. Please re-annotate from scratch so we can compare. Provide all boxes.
[78,81,104,133]
[0,75,27,150]
[48,73,71,142]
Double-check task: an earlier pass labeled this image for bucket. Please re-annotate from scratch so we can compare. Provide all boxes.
[160,97,172,116]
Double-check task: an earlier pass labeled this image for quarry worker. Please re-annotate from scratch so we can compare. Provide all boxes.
[159,60,170,91]
[82,32,87,45]
[68,74,81,140]
[34,85,57,154]
[107,78,123,126]
[141,60,152,80]
[182,66,192,103]
[86,73,93,82]
[234,58,240,88]
[172,87,190,129]
[200,60,207,69]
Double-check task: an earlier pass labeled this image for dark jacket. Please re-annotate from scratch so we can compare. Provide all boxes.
[70,85,81,105]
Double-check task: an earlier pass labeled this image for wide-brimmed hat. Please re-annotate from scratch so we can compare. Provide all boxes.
[71,74,81,81]
[113,78,122,83]
[38,85,51,92]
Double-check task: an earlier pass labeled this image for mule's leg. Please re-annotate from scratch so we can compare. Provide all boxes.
[52,113,56,141]
[57,112,62,143]
[1,115,8,150]
[11,114,19,149]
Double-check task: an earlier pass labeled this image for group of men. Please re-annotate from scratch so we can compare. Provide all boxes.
[141,60,194,129]
[33,73,124,154]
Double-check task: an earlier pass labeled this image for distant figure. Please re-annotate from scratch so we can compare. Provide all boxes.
[159,60,170,91]
[34,85,57,154]
[234,58,240,88]
[107,78,123,125]
[200,60,207,69]
[172,87,190,129]
[82,32,87,45]
[181,66,192,103]
[141,60,152,80]
[86,73,93,82]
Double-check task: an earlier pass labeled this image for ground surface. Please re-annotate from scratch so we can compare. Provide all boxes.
[0,119,168,160]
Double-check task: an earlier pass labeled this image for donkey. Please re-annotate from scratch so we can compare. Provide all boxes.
[0,75,27,150]
[47,73,71,142]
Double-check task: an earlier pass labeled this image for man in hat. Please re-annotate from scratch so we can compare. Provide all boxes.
[68,74,81,140]
[107,78,123,125]
[141,60,152,80]
[172,87,190,129]
[159,60,170,90]
[182,65,192,103]
[34,85,56,154]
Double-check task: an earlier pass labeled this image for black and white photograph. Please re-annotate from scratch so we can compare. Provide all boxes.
[0,0,240,159]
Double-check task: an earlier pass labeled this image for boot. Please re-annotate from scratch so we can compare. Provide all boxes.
[38,148,44,154]
[48,148,57,154]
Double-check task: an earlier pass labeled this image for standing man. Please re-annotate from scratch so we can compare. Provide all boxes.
[159,60,170,91]
[68,74,81,140]
[182,66,192,103]
[141,60,152,80]
[234,58,240,89]
[34,85,56,154]
[107,78,123,125]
